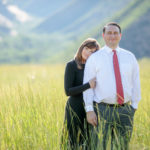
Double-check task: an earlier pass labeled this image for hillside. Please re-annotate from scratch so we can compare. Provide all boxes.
[0,0,149,64]
[7,0,70,17]
[49,0,150,62]
[0,1,14,36]
[34,0,132,34]
[0,1,15,20]
[120,8,150,58]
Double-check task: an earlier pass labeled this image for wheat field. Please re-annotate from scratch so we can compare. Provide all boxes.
[0,59,149,150]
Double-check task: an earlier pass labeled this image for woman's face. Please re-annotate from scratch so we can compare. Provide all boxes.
[81,46,97,62]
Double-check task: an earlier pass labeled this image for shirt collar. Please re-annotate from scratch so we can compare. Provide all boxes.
[104,45,120,53]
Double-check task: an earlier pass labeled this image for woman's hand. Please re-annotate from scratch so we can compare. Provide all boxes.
[89,77,96,88]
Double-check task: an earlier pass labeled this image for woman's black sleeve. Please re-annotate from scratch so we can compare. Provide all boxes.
[64,62,90,96]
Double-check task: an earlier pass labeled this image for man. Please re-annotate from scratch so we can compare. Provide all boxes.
[83,22,141,150]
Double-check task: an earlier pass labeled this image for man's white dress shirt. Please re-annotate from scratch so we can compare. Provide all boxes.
[83,45,141,112]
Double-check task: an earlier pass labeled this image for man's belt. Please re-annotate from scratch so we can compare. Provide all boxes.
[99,101,131,107]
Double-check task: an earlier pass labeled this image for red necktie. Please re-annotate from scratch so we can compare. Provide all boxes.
[113,50,124,105]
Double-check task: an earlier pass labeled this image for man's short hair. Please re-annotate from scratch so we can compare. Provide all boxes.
[103,22,121,33]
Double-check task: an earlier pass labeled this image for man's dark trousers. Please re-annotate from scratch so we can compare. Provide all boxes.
[97,102,135,150]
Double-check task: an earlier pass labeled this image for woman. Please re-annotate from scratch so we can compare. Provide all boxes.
[62,38,100,149]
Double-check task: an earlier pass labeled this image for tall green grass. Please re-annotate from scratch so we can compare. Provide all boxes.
[0,59,149,150]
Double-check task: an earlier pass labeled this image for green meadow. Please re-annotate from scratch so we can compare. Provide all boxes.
[0,59,150,150]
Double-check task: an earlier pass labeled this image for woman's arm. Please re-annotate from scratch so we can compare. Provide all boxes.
[64,62,90,96]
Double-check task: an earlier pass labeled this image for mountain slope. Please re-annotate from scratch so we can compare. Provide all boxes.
[34,0,99,33]
[49,0,150,62]
[120,8,150,58]
[0,0,149,63]
[0,1,16,20]
[0,1,14,36]
[7,0,70,17]
[34,0,132,34]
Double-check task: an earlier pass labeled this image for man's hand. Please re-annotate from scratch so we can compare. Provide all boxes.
[86,111,97,126]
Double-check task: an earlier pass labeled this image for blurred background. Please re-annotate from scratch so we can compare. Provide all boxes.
[0,0,150,64]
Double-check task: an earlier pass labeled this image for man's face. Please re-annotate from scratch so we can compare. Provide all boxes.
[103,25,121,48]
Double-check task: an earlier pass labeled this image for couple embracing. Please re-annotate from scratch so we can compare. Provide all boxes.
[61,22,141,150]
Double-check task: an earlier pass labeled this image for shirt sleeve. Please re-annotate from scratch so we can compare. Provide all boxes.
[64,62,90,96]
[131,55,141,109]
[83,56,97,112]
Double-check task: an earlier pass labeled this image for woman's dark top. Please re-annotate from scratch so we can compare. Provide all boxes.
[64,59,90,101]
[64,59,90,147]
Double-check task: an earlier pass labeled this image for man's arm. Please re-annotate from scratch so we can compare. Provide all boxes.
[131,55,141,109]
[83,56,97,126]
